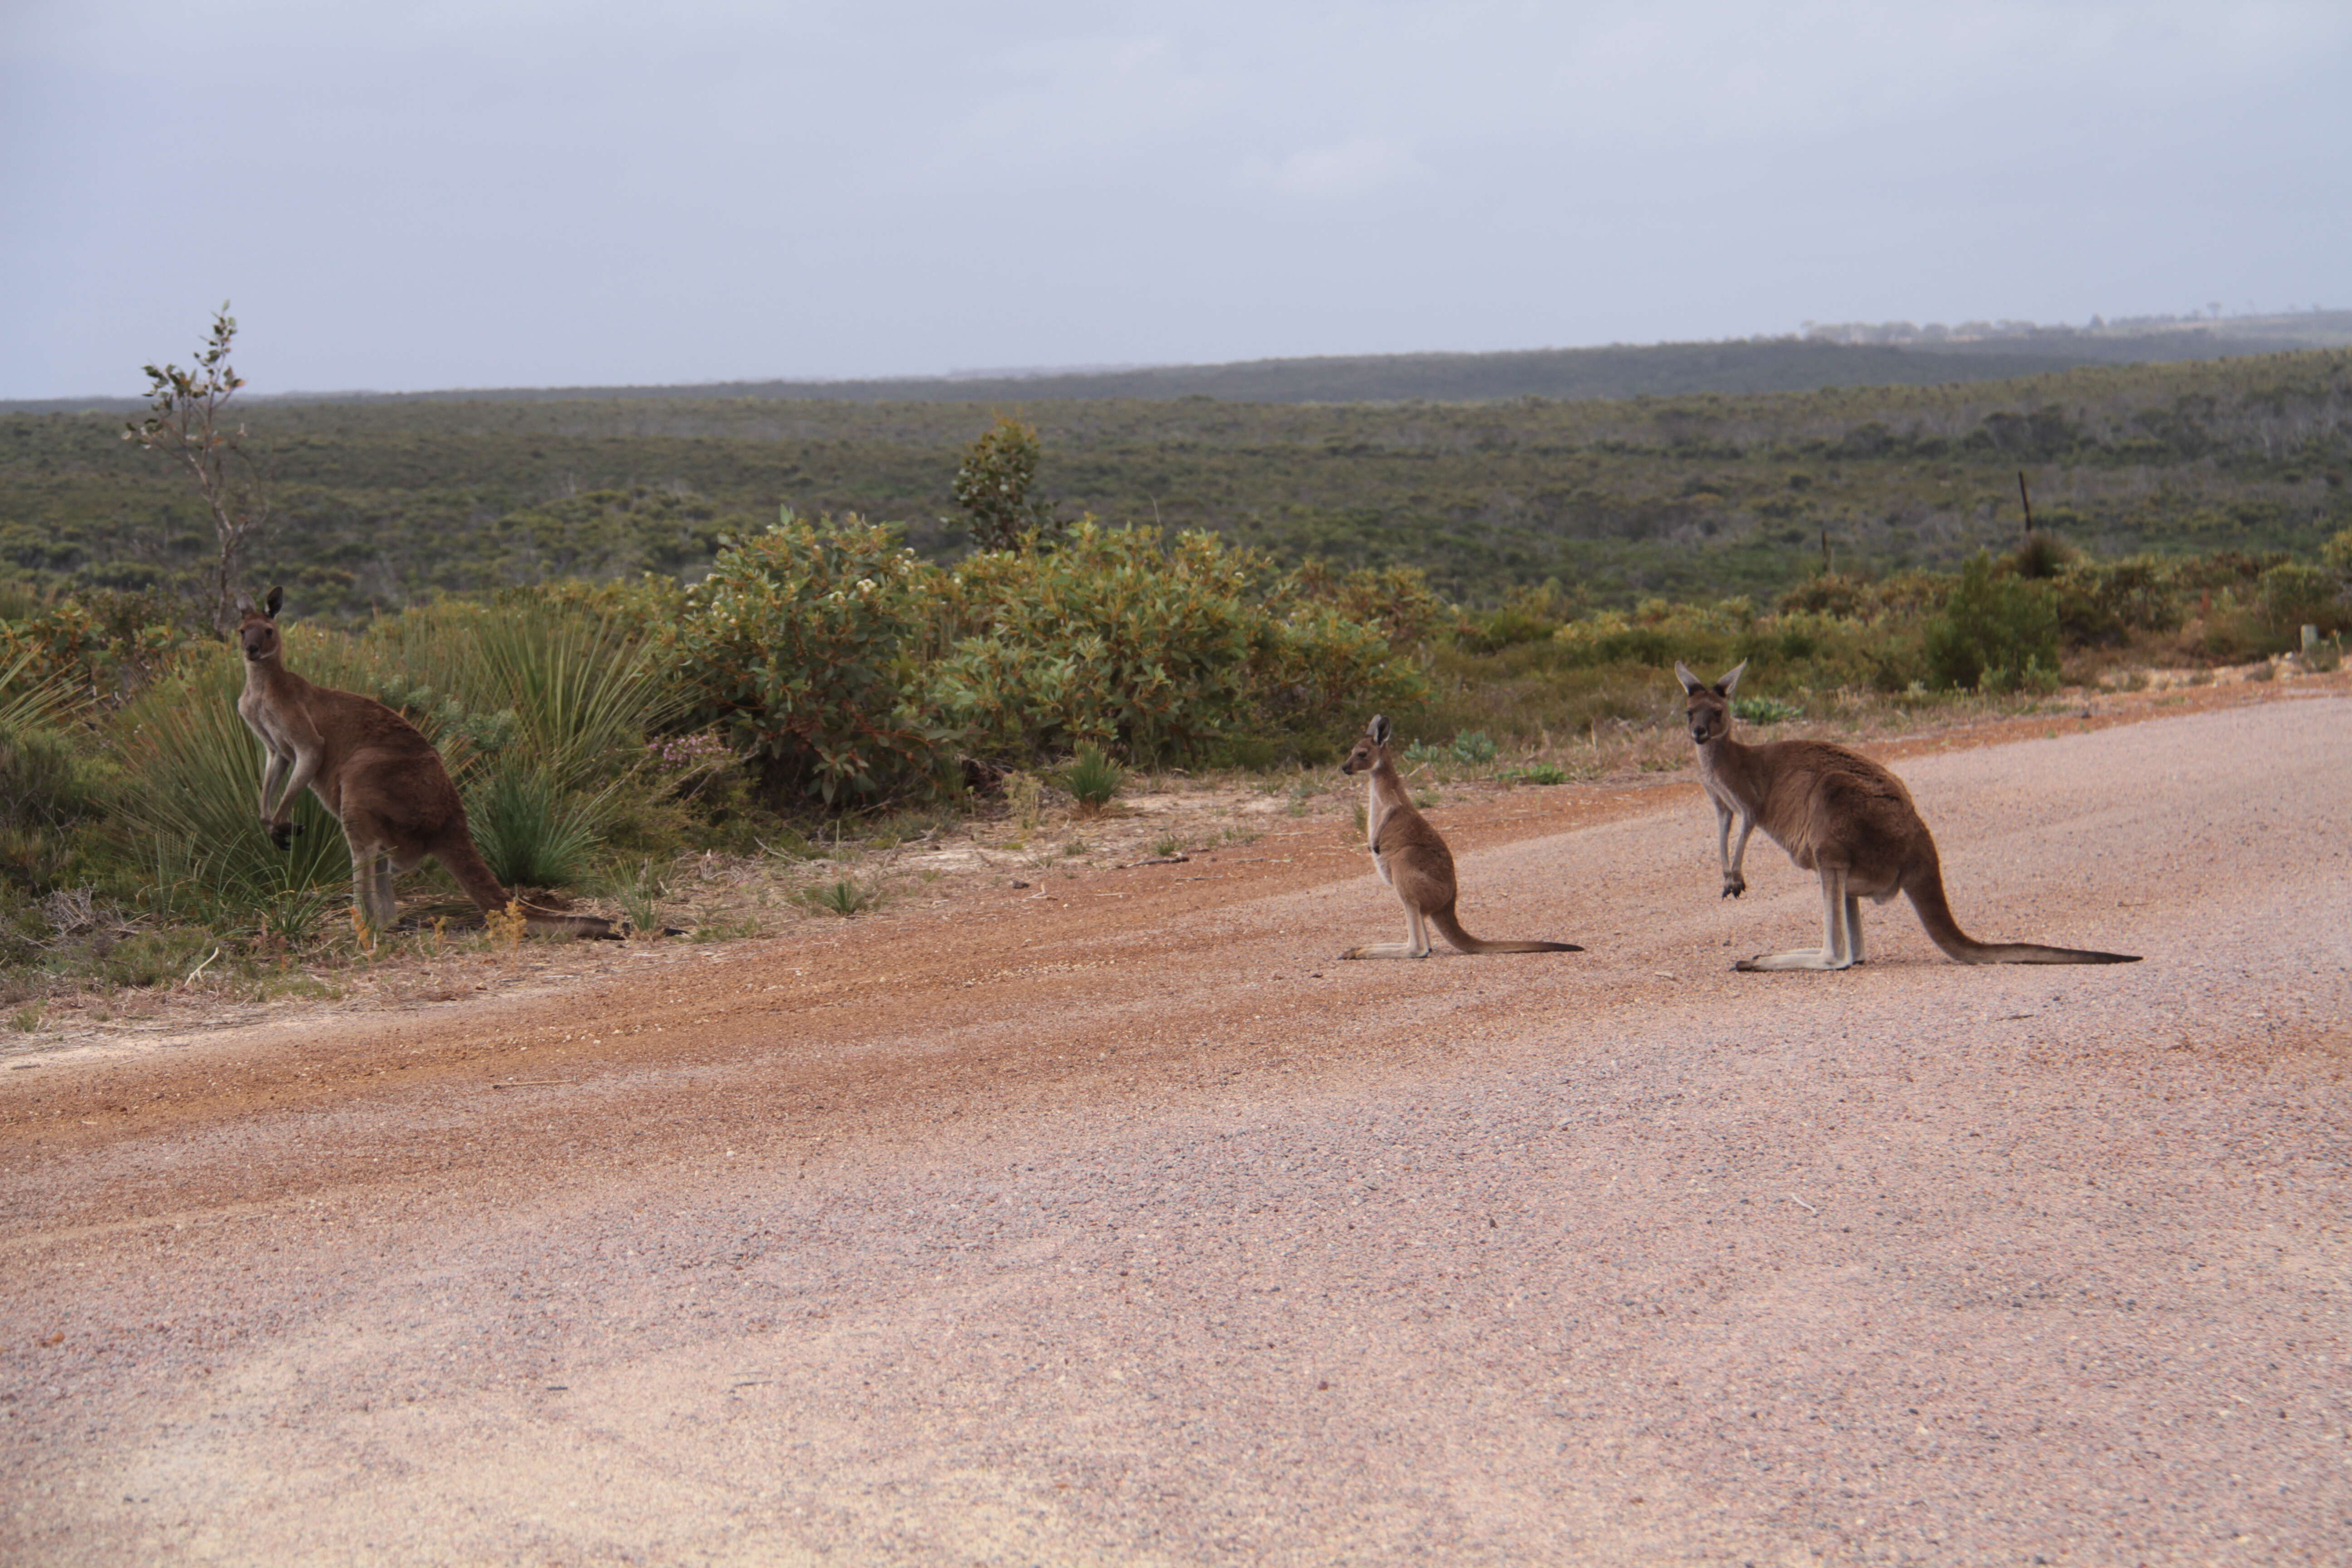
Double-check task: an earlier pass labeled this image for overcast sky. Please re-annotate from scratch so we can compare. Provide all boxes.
[4,1,2346,399]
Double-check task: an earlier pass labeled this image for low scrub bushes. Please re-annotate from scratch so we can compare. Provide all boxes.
[5,503,2347,992]
[666,512,1427,804]
[1924,555,2061,692]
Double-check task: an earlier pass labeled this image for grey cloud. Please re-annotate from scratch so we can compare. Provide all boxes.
[3,0,2345,397]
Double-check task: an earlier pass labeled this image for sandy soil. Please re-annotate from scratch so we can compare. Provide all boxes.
[4,689,2348,1565]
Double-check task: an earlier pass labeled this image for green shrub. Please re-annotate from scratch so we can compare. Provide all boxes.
[2322,528,2352,583]
[1,649,106,889]
[951,415,1059,552]
[1514,762,1567,786]
[667,510,955,806]
[2053,555,2187,645]
[804,877,876,917]
[1732,695,1802,725]
[1289,561,1457,646]
[2009,534,2077,580]
[931,521,1421,766]
[0,588,194,706]
[1058,743,1126,815]
[470,764,598,889]
[1459,607,1557,654]
[1449,730,1498,765]
[2259,562,2347,637]
[1924,555,2059,690]
[609,858,668,935]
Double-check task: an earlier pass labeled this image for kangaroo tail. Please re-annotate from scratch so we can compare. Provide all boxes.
[435,831,620,941]
[1431,906,1583,956]
[1903,856,2138,966]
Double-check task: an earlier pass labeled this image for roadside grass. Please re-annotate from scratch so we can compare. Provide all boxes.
[3,619,2334,1039]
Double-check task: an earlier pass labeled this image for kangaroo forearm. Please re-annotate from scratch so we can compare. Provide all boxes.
[258,755,290,818]
[274,755,323,819]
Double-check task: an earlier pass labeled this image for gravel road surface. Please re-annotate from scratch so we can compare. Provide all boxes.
[5,695,2349,1565]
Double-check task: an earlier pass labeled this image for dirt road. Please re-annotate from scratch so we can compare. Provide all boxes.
[6,694,2349,1565]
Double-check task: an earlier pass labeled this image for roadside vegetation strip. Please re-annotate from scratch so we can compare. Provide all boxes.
[2,384,2346,1034]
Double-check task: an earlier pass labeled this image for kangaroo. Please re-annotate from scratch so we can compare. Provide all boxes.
[235,587,617,940]
[1676,660,2137,970]
[1337,714,1583,960]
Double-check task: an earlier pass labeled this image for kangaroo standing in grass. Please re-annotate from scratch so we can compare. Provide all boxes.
[1677,660,2137,971]
[1338,714,1583,960]
[235,588,616,940]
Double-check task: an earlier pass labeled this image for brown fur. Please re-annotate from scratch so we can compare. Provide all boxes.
[1676,660,2137,970]
[1336,714,1582,960]
[235,588,615,940]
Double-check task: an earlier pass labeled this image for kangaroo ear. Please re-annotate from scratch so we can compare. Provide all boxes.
[1368,714,1392,746]
[1674,661,1705,695]
[234,593,255,616]
[1715,659,1748,697]
[264,585,284,618]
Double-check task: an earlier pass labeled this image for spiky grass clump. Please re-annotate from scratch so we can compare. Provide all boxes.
[611,858,667,936]
[1,648,106,889]
[804,877,876,917]
[470,764,599,890]
[1058,743,1125,816]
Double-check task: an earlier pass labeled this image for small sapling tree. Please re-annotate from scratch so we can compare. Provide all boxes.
[951,414,1060,551]
[124,303,272,633]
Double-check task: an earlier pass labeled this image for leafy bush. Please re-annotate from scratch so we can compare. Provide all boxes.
[1732,695,1803,725]
[2322,528,2352,583]
[1924,555,2059,690]
[1514,762,1567,786]
[2009,534,2077,580]
[1403,738,1447,767]
[951,415,1059,551]
[0,588,193,706]
[2259,562,2347,637]
[2053,555,2188,645]
[1289,561,1458,646]
[1548,597,1901,692]
[1449,730,1498,765]
[666,510,955,806]
[929,521,1423,768]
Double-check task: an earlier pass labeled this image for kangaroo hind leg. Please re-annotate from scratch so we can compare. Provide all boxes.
[1845,893,1866,965]
[1344,901,1434,960]
[1735,865,1855,972]
[340,813,400,938]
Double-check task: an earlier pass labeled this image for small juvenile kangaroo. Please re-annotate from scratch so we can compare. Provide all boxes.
[1337,714,1583,960]
[236,587,616,940]
[1677,660,2137,970]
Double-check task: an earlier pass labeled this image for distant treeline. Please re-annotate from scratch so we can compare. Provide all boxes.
[3,349,2347,614]
[10,316,2349,416]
